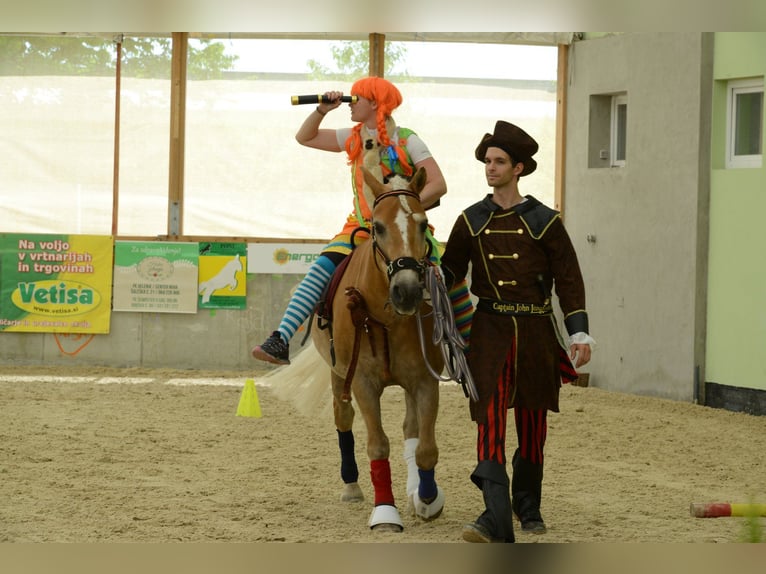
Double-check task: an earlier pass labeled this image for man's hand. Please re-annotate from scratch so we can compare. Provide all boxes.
[569,343,591,368]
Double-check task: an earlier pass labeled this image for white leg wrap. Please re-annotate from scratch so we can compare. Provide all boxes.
[412,485,445,520]
[403,438,420,497]
[368,504,404,531]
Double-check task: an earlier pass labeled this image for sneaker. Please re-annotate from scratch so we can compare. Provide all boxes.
[252,331,290,365]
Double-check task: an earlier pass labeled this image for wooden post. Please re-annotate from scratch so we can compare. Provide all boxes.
[554,43,569,218]
[111,36,122,236]
[168,32,188,237]
[369,33,385,77]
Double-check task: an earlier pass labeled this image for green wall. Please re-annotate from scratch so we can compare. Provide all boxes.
[706,33,766,391]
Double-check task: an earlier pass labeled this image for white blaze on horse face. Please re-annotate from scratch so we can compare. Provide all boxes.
[394,196,414,255]
[394,197,427,257]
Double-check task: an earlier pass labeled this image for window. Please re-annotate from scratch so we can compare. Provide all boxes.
[611,94,627,167]
[588,91,627,168]
[0,34,559,239]
[726,78,763,169]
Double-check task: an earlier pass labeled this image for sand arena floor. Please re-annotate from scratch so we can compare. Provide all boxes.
[1,359,764,544]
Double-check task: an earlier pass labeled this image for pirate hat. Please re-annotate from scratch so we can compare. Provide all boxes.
[475,120,538,176]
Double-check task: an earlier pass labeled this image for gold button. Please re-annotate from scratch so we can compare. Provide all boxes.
[485,229,491,235]
[488,253,494,259]
[511,280,517,286]
[512,253,519,259]
[498,280,504,286]
[517,228,524,234]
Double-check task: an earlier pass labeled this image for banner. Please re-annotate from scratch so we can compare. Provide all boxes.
[247,242,324,274]
[0,233,113,333]
[113,241,199,313]
[198,242,247,309]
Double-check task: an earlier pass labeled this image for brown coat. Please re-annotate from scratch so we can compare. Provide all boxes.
[440,195,587,422]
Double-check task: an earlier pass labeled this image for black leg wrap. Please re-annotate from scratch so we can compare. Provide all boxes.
[467,461,515,543]
[337,429,358,484]
[511,449,546,533]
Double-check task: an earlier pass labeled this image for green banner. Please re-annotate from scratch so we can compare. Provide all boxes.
[0,233,113,333]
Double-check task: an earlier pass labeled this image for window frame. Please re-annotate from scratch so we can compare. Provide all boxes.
[610,93,627,167]
[726,77,764,169]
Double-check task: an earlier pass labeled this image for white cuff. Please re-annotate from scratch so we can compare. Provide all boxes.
[567,331,596,351]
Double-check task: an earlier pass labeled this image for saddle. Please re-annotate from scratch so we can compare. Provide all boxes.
[315,252,353,326]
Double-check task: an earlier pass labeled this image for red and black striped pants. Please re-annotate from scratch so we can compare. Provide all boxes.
[476,341,548,466]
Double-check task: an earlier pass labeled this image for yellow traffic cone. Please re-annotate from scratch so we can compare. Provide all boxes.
[236,379,262,418]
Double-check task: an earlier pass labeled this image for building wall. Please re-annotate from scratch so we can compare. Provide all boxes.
[563,33,713,402]
[0,273,301,371]
[706,32,766,394]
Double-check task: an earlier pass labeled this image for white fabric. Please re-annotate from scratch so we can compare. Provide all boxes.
[567,331,597,350]
[403,438,420,497]
[335,126,432,164]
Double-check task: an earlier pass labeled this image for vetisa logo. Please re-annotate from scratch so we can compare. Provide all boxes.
[11,280,100,316]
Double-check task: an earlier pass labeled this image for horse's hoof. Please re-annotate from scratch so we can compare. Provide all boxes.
[340,482,364,503]
[368,504,404,532]
[412,486,445,520]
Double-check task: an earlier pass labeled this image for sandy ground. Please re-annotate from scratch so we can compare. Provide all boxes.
[1,358,765,544]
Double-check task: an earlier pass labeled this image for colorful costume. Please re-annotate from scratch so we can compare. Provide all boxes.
[441,120,592,543]
[255,80,473,364]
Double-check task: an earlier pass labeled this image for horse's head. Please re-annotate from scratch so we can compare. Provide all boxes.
[361,165,430,316]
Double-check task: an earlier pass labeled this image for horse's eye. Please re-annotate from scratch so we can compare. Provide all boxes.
[419,221,428,234]
[373,221,386,236]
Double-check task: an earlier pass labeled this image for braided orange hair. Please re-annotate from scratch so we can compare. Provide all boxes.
[344,77,413,176]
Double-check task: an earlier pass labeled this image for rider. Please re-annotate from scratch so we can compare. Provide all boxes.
[252,77,473,365]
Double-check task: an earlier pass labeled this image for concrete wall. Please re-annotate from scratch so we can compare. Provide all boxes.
[0,273,300,371]
[563,33,713,401]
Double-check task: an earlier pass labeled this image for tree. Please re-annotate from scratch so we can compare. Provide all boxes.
[306,41,408,80]
[0,35,237,79]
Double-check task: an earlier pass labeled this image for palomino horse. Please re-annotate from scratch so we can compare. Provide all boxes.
[311,165,446,532]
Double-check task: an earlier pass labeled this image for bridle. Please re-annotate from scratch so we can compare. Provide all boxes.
[370,189,431,282]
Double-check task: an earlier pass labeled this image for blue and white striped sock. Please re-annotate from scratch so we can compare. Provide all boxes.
[277,254,336,342]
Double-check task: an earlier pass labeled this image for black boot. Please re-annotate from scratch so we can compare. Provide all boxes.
[462,461,515,543]
[511,449,546,533]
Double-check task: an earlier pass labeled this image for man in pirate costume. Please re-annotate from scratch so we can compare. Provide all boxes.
[440,121,596,543]
[252,77,473,365]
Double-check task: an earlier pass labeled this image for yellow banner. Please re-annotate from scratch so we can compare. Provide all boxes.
[1,233,114,334]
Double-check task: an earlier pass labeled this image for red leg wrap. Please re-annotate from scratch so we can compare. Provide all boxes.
[370,458,395,506]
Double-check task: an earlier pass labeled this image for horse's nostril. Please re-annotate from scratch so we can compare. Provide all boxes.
[391,279,423,314]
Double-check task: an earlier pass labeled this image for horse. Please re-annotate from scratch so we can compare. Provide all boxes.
[310,165,446,532]
[198,253,242,304]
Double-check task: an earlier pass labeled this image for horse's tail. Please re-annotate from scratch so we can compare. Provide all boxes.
[263,340,333,418]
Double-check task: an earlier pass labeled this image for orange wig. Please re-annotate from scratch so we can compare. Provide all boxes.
[345,77,413,176]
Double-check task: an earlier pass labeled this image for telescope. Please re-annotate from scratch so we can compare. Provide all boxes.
[291,95,358,105]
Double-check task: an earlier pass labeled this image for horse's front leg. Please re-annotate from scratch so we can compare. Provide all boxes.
[354,381,403,532]
[402,391,421,506]
[408,379,445,520]
[331,371,364,503]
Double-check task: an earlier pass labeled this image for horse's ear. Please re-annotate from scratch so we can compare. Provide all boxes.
[411,167,427,195]
[360,165,387,197]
